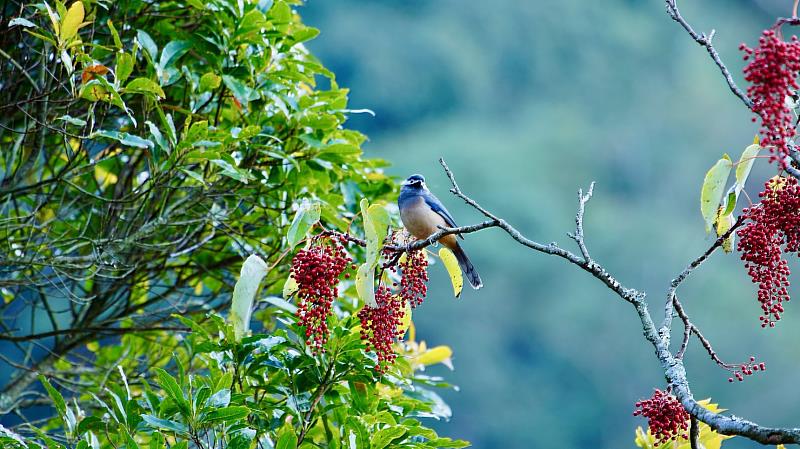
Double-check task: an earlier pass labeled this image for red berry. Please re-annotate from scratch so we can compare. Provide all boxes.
[357,286,405,373]
[291,237,352,353]
[633,389,690,445]
[738,177,800,327]
[741,29,800,166]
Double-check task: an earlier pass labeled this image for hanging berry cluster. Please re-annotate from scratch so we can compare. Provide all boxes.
[358,286,406,373]
[357,237,430,372]
[395,250,429,308]
[737,176,800,327]
[740,29,800,165]
[633,389,689,446]
[728,356,767,382]
[291,236,352,353]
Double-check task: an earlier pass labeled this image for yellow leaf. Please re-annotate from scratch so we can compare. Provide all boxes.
[438,248,463,297]
[60,1,85,42]
[715,209,735,253]
[407,321,416,343]
[397,301,412,337]
[86,341,99,352]
[415,345,452,366]
[282,275,298,298]
[634,426,655,449]
[194,281,204,296]
[753,134,760,145]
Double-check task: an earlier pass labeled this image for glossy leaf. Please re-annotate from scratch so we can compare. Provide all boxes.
[700,154,732,234]
[125,78,166,99]
[59,1,84,42]
[89,130,153,149]
[438,248,463,297]
[230,254,268,340]
[287,199,320,248]
[734,143,760,196]
[355,262,377,307]
[39,375,67,419]
[141,415,188,434]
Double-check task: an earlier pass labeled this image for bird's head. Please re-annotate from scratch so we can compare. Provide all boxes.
[401,174,426,190]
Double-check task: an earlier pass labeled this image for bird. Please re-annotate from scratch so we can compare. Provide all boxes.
[398,174,482,290]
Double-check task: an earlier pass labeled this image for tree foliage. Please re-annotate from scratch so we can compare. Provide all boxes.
[0,0,466,447]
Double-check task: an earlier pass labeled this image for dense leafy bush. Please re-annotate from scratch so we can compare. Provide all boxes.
[0,0,467,447]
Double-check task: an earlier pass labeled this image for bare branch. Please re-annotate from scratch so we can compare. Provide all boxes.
[417,161,800,445]
[660,217,744,344]
[665,0,754,110]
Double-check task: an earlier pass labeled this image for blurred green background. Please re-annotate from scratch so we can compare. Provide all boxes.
[302,0,799,448]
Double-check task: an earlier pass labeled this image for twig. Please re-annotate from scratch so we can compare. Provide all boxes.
[665,0,754,110]
[660,216,744,343]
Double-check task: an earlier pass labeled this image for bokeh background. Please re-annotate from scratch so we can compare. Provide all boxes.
[301,1,799,448]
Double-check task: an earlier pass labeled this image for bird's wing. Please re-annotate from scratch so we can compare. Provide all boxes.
[422,192,464,239]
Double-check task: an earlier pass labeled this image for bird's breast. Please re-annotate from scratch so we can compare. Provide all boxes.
[399,196,457,248]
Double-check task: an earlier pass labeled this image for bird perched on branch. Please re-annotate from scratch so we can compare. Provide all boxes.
[398,174,482,290]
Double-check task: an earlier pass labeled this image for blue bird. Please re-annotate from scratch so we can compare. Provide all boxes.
[398,174,483,291]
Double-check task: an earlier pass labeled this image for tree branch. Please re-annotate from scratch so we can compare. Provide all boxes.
[665,0,754,110]
[420,160,800,445]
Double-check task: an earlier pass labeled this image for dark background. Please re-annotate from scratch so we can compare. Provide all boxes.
[302,0,800,447]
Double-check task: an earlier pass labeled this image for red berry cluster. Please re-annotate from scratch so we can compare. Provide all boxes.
[728,356,767,382]
[358,286,405,373]
[633,389,689,445]
[737,177,800,327]
[291,237,352,352]
[741,29,800,165]
[395,250,429,308]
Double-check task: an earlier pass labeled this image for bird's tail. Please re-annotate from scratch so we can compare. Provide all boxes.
[453,244,482,290]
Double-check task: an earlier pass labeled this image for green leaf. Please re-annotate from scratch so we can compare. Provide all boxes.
[39,375,67,419]
[159,41,191,69]
[205,389,231,408]
[115,52,134,84]
[361,199,389,265]
[57,114,86,126]
[141,414,188,434]
[263,295,298,313]
[734,143,760,196]
[107,20,122,49]
[154,368,189,417]
[370,426,407,449]
[199,73,221,91]
[124,77,165,99]
[222,75,259,105]
[90,130,153,149]
[44,2,60,36]
[345,417,370,449]
[59,1,84,42]
[275,421,298,449]
[230,254,268,341]
[200,406,250,423]
[355,263,376,308]
[137,30,158,62]
[287,199,321,248]
[700,155,732,234]
[318,143,362,163]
